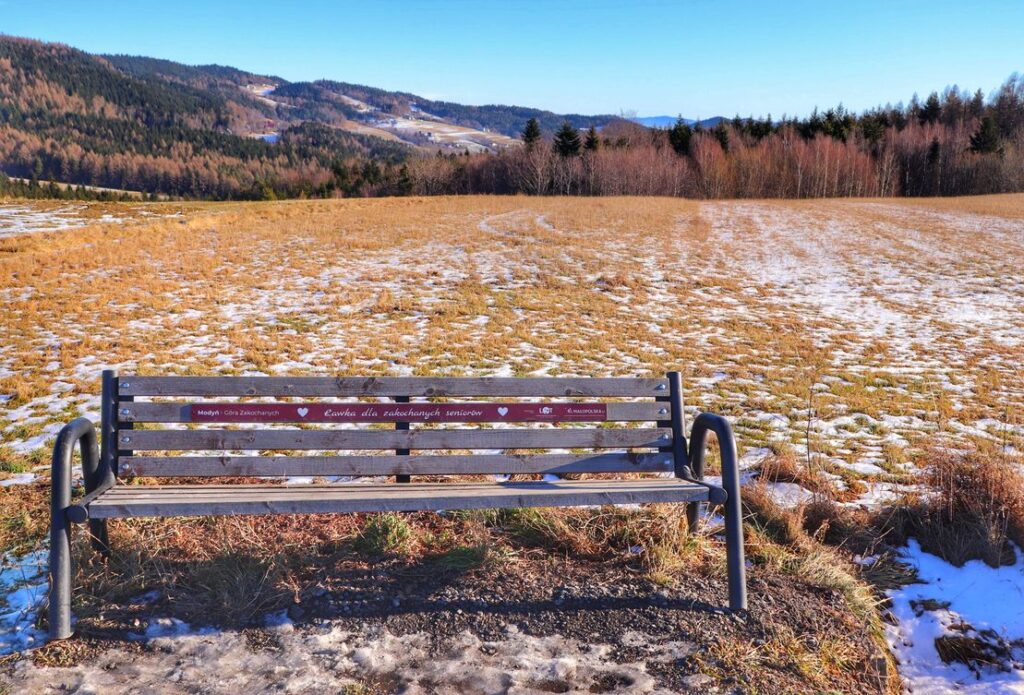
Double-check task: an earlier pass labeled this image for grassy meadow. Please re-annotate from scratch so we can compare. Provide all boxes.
[1,194,1024,692]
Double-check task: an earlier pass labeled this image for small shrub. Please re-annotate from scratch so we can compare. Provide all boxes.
[353,513,413,557]
[432,543,513,571]
[0,448,30,474]
[435,544,490,570]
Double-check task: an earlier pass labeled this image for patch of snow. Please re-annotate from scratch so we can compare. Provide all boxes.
[0,550,48,654]
[763,481,816,508]
[739,447,773,468]
[0,204,124,238]
[834,460,887,476]
[10,622,689,692]
[886,539,1024,693]
[0,473,38,487]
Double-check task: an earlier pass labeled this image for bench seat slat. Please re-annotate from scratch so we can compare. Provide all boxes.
[85,480,709,518]
[87,480,681,495]
[120,427,671,451]
[118,401,666,423]
[122,453,674,477]
[118,376,668,398]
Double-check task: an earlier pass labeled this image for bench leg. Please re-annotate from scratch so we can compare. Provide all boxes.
[49,504,72,640]
[689,413,748,612]
[88,520,110,557]
[685,500,701,536]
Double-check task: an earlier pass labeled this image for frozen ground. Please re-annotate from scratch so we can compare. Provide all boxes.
[8,614,693,694]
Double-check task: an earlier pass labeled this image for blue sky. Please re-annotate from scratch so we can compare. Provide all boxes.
[1,0,1021,118]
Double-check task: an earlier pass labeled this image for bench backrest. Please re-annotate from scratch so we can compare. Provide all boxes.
[100,371,690,481]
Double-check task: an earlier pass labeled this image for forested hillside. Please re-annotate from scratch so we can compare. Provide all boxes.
[0,37,411,199]
[1,35,1022,200]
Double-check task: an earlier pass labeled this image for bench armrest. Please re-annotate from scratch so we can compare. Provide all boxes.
[51,418,100,513]
[49,417,100,639]
[687,412,748,611]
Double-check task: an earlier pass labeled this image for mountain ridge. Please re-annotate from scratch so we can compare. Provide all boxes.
[630,115,727,128]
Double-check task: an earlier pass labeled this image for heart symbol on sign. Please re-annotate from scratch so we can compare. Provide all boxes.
[297,407,309,418]
[497,407,509,417]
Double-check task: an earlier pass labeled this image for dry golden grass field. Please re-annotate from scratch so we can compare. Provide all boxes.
[1,194,1024,693]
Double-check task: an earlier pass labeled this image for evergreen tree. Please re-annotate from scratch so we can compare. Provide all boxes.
[969,89,986,119]
[522,118,542,150]
[860,114,886,146]
[583,126,600,152]
[919,92,942,125]
[927,137,941,166]
[668,117,692,155]
[395,164,414,195]
[712,122,730,152]
[553,121,582,157]
[970,116,1003,154]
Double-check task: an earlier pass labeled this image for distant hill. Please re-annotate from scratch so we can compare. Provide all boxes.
[630,116,727,128]
[302,80,614,136]
[0,36,410,199]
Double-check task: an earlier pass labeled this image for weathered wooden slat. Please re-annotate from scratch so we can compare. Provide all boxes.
[121,453,674,477]
[119,427,671,451]
[118,376,668,398]
[86,480,708,518]
[86,479,681,496]
[119,401,668,423]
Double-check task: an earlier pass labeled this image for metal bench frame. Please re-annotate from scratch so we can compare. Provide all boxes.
[49,370,746,639]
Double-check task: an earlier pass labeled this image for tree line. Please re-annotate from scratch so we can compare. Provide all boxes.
[399,76,1024,198]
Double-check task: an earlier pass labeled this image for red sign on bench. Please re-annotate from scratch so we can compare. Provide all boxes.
[188,403,609,423]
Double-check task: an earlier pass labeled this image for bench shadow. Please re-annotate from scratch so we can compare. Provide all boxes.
[303,555,730,621]
[71,549,732,647]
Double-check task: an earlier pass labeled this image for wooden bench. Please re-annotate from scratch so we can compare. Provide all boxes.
[48,370,746,639]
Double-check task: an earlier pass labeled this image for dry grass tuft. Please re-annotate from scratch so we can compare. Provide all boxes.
[756,451,837,496]
[934,633,1012,675]
[801,497,871,548]
[0,482,49,555]
[879,448,1024,567]
[72,514,364,627]
[478,505,706,577]
[742,484,889,653]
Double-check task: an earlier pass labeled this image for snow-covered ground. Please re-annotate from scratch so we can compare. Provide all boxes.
[0,204,123,238]
[0,550,48,654]
[886,540,1024,693]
